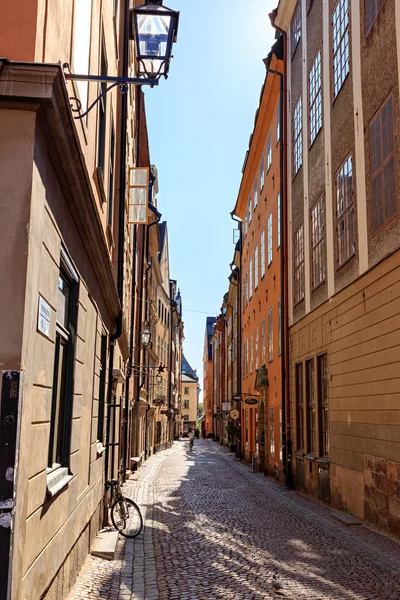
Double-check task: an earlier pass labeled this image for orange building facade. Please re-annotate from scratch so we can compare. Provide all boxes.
[232,40,284,473]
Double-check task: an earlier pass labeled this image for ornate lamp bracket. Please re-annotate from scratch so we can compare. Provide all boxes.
[62,63,159,120]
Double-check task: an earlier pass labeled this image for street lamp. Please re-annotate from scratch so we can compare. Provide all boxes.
[156,371,163,386]
[141,322,151,348]
[131,0,180,80]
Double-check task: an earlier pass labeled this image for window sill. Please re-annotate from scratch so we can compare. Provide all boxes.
[316,456,330,465]
[46,467,73,497]
[305,453,317,461]
[295,450,305,458]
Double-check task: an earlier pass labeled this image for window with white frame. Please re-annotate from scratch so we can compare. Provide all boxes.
[249,259,253,298]
[261,318,266,365]
[254,246,259,289]
[268,309,273,362]
[336,156,355,265]
[267,132,272,171]
[248,198,252,223]
[270,406,275,457]
[311,197,326,287]
[261,231,265,277]
[293,97,303,175]
[293,224,305,304]
[267,213,273,265]
[291,0,301,56]
[245,340,249,378]
[333,0,349,97]
[250,334,253,374]
[255,326,259,370]
[277,193,281,248]
[278,298,282,356]
[309,51,322,145]
[253,180,258,210]
[260,156,265,191]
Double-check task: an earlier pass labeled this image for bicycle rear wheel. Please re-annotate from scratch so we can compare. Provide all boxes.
[111,497,143,538]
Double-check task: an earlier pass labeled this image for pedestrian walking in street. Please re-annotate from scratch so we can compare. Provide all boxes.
[188,428,195,451]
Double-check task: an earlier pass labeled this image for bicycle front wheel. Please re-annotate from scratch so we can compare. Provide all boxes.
[111,497,143,538]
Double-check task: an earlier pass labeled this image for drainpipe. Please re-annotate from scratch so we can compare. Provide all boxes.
[230,213,242,460]
[265,23,293,488]
[105,0,130,484]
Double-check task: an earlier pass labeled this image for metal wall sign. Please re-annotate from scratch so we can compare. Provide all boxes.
[222,402,231,411]
[37,296,51,338]
[245,398,258,406]
[0,371,20,600]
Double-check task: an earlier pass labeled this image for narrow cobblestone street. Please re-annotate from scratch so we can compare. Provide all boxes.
[68,440,400,600]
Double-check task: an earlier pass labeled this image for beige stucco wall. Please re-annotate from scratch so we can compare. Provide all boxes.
[4,110,112,600]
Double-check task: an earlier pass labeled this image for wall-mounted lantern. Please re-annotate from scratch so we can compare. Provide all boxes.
[131,0,180,80]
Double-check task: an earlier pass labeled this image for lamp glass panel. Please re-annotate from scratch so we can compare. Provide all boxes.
[137,11,172,60]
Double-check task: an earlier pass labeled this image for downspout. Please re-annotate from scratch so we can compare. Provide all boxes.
[105,0,130,483]
[265,19,293,487]
[230,213,242,460]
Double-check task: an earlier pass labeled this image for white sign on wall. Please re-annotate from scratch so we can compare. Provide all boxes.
[38,296,51,338]
[222,402,231,412]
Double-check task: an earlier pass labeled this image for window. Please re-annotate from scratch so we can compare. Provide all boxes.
[270,407,275,457]
[291,1,301,56]
[260,156,265,191]
[279,407,283,461]
[309,51,322,145]
[268,309,273,363]
[183,415,189,422]
[293,224,305,304]
[184,387,189,395]
[97,335,108,443]
[293,97,303,175]
[336,156,355,266]
[248,198,252,224]
[267,213,273,265]
[250,334,253,374]
[365,0,385,34]
[277,193,281,248]
[245,271,249,306]
[97,36,108,173]
[278,298,282,356]
[184,400,189,409]
[255,327,259,370]
[254,247,259,289]
[296,363,304,450]
[245,340,249,378]
[254,180,258,210]
[267,133,272,171]
[306,359,316,454]
[311,197,326,288]
[333,0,349,97]
[261,231,266,277]
[249,259,253,299]
[261,319,266,365]
[73,0,92,113]
[276,103,280,143]
[49,251,79,468]
[108,119,115,225]
[318,354,329,456]
[370,94,396,233]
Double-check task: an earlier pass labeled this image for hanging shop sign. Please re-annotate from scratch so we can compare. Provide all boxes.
[230,409,239,420]
[244,398,258,406]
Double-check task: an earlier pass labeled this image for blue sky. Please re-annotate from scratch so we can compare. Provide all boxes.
[145,0,276,400]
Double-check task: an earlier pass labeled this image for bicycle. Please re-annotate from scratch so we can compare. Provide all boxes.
[106,476,143,538]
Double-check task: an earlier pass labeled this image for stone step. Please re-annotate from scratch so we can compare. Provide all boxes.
[330,511,362,527]
[91,527,119,560]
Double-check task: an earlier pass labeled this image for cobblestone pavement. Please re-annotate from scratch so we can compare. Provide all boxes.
[67,440,400,600]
